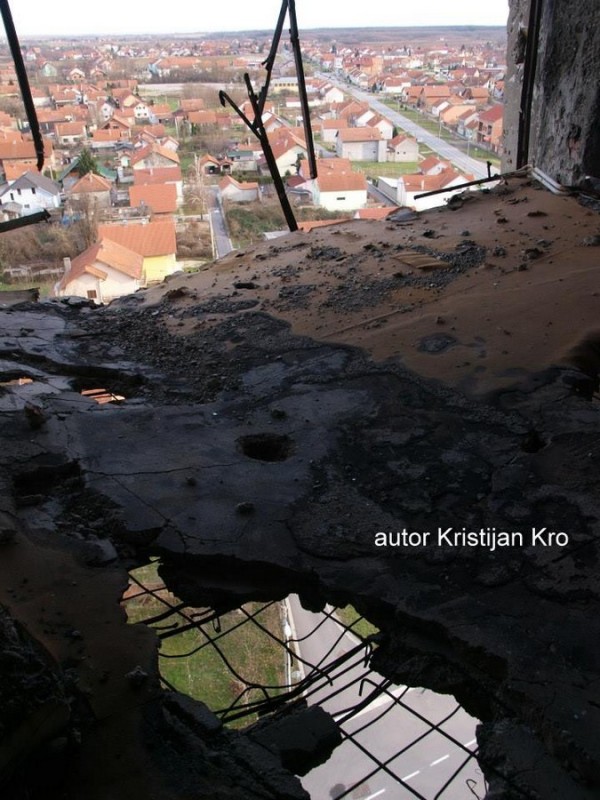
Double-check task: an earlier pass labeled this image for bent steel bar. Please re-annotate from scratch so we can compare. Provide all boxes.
[287,0,317,179]
[0,210,50,234]
[219,84,299,232]
[219,0,318,232]
[0,0,44,172]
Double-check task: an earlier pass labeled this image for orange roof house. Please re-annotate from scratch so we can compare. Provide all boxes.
[128,183,178,215]
[57,238,143,303]
[131,143,180,170]
[67,172,113,209]
[97,219,178,283]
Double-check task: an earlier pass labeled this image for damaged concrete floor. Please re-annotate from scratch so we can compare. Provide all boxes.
[1,176,600,799]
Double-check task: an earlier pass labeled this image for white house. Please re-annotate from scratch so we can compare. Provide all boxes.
[366,115,395,141]
[387,134,419,163]
[269,131,308,177]
[56,239,143,303]
[321,118,350,144]
[355,109,376,127]
[322,85,345,104]
[0,172,61,216]
[397,167,468,211]
[336,128,387,162]
[315,170,367,211]
[219,175,260,203]
[300,158,368,212]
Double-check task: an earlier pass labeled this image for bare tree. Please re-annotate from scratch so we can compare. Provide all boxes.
[69,194,100,249]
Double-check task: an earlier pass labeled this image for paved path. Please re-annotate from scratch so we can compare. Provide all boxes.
[208,186,235,258]
[286,596,483,800]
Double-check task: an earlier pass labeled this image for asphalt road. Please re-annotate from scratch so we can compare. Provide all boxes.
[208,186,235,258]
[286,596,484,800]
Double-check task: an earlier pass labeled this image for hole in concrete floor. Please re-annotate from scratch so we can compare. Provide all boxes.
[122,567,484,799]
[238,432,294,462]
[122,560,287,728]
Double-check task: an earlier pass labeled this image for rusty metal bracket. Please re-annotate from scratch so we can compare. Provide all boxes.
[0,0,44,172]
[219,0,317,232]
[0,0,49,234]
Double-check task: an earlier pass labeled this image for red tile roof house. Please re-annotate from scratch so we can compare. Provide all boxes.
[419,85,452,111]
[131,144,180,171]
[265,130,308,177]
[0,138,55,179]
[67,172,113,209]
[314,170,367,212]
[55,122,88,147]
[128,183,178,215]
[97,219,178,283]
[133,167,184,206]
[388,134,419,163]
[476,105,504,153]
[320,118,350,144]
[56,238,143,303]
[91,128,129,149]
[419,156,450,176]
[365,114,394,141]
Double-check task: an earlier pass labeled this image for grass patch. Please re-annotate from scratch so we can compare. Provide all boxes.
[0,280,56,298]
[124,561,286,725]
[224,200,288,247]
[335,605,379,640]
[351,160,420,178]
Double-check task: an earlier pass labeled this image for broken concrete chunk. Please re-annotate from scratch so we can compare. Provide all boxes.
[248,705,342,777]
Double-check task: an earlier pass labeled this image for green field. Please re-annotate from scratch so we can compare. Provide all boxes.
[334,605,379,640]
[351,160,420,178]
[124,561,286,725]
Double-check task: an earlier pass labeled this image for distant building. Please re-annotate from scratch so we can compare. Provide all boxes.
[219,175,260,204]
[336,128,387,162]
[387,134,419,163]
[67,172,113,210]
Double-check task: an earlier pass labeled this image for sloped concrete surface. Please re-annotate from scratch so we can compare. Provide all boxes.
[1,183,600,798]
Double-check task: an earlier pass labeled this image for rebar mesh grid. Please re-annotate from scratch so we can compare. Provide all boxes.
[122,565,532,800]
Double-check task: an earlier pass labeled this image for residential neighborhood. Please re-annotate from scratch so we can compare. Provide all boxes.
[0,25,507,301]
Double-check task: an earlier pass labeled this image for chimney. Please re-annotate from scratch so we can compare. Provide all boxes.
[63,257,71,275]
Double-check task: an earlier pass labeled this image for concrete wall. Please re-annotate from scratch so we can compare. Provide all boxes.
[503,0,600,185]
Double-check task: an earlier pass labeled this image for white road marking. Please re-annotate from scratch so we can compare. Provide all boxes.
[464,738,477,747]
[431,754,450,766]
[402,770,420,781]
[333,684,408,722]
[364,790,386,800]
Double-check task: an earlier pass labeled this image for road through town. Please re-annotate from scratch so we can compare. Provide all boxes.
[323,78,493,181]
[208,186,235,258]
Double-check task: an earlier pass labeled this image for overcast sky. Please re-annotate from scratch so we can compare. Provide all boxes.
[9,1,509,37]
